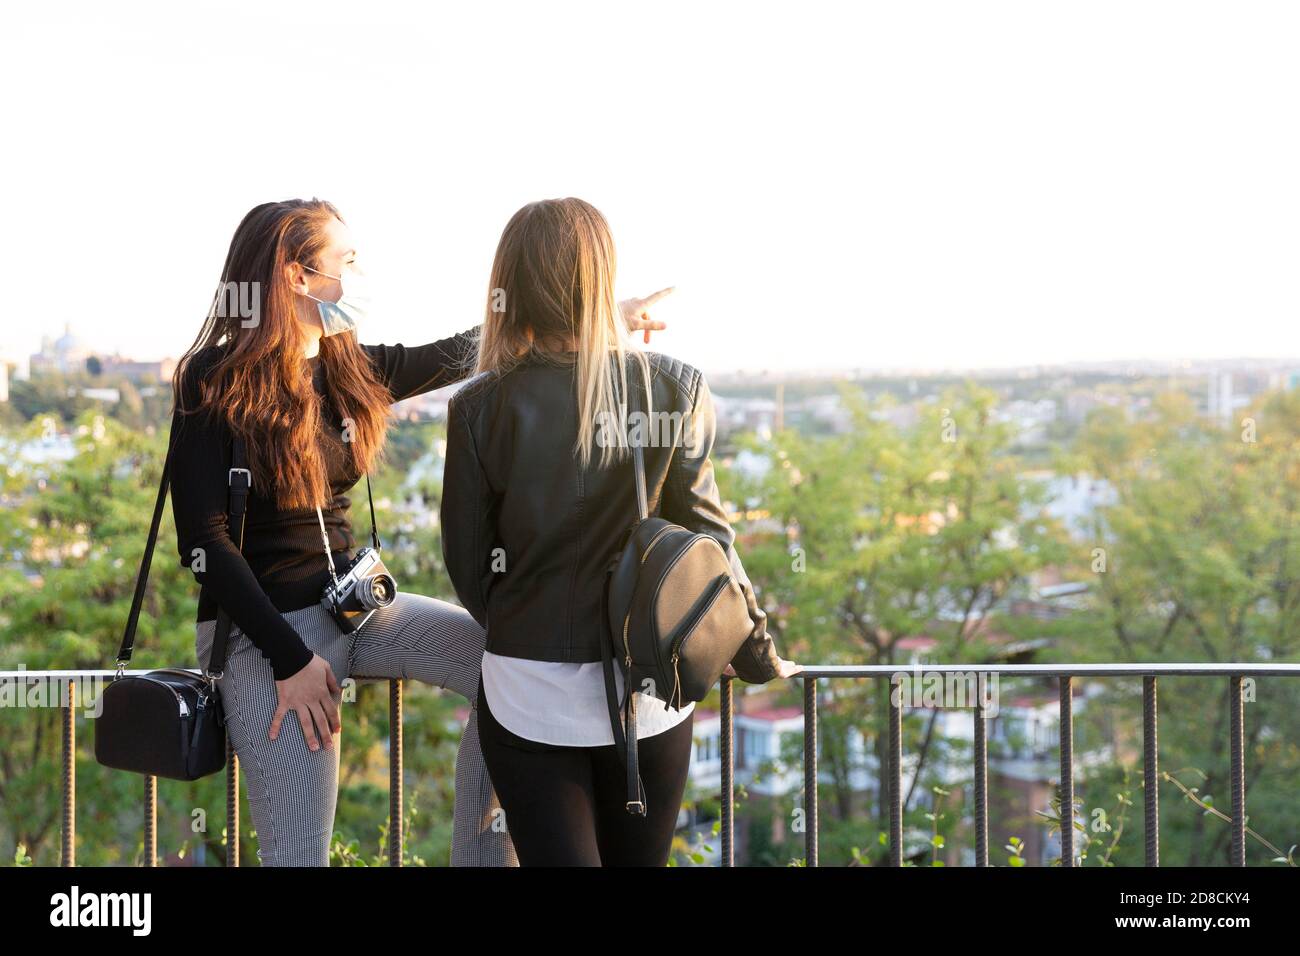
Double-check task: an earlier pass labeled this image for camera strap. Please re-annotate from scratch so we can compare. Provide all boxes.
[314,474,382,586]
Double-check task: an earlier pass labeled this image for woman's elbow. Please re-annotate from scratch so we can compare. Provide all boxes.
[175,525,233,574]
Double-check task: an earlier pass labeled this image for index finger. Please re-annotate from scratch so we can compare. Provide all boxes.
[640,286,675,307]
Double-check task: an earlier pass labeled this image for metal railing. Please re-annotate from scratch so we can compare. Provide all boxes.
[776,664,1300,867]
[5,662,1299,866]
[0,668,406,867]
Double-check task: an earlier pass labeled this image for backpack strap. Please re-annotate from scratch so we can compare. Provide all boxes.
[598,365,651,814]
[626,365,650,521]
[600,574,648,815]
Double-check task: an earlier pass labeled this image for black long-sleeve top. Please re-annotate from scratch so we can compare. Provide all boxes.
[169,330,477,680]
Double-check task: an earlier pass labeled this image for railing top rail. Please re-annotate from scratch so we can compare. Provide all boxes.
[0,668,395,684]
[798,663,1300,677]
[4,663,1299,682]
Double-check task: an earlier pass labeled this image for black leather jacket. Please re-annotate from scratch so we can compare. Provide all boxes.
[440,350,784,684]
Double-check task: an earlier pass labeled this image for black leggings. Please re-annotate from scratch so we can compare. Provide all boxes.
[475,678,695,866]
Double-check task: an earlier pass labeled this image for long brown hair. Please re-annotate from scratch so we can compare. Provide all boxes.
[173,199,393,510]
[474,197,651,468]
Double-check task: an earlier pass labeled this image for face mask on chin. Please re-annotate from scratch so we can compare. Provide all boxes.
[301,265,370,337]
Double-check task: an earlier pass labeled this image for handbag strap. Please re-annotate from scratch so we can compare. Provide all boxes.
[114,419,179,671]
[206,437,250,679]
[114,420,250,681]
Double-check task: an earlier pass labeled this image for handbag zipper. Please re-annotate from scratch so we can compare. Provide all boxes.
[127,675,192,717]
[153,667,218,718]
[150,667,214,689]
[623,613,633,669]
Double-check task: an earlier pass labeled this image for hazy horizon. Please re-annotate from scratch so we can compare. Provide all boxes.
[14,314,1299,380]
[3,1,1299,373]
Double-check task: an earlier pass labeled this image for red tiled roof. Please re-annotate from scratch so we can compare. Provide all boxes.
[896,635,938,650]
[740,705,804,721]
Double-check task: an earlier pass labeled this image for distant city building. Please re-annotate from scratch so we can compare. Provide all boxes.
[802,393,852,432]
[1207,370,1232,423]
[1063,389,1125,424]
[0,348,35,402]
[0,350,31,402]
[1204,369,1257,424]
[28,322,174,381]
[711,393,778,438]
[1266,368,1300,392]
[30,323,91,375]
[872,403,920,429]
[995,398,1058,444]
[99,356,177,381]
[1025,471,1117,538]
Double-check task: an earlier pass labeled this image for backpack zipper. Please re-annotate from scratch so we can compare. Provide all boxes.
[640,526,674,564]
[668,576,732,709]
[623,526,679,667]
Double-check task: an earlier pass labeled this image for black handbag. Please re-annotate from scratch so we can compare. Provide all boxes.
[93,423,251,782]
[600,389,756,817]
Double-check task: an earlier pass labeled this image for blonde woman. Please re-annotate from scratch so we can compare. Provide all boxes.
[441,198,801,866]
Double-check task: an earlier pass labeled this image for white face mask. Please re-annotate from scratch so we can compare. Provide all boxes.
[301,265,370,336]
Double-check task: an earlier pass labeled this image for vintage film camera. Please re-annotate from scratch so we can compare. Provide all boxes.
[321,547,398,633]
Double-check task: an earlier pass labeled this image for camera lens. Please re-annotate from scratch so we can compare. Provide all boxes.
[358,572,397,610]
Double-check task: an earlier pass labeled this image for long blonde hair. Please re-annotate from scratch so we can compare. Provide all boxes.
[473,198,651,467]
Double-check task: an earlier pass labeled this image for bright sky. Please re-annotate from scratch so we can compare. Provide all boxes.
[2,1,1298,373]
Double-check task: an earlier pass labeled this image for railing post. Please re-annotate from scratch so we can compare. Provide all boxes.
[1229,675,1246,866]
[62,677,75,868]
[974,697,988,867]
[226,738,239,867]
[1058,676,1074,867]
[888,674,902,867]
[720,675,734,867]
[144,775,157,867]
[389,678,404,867]
[802,675,818,867]
[1143,676,1158,867]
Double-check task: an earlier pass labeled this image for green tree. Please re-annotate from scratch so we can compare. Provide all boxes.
[720,383,1069,863]
[1061,388,1300,865]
